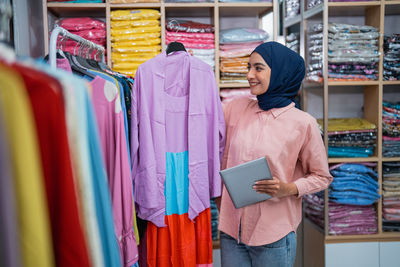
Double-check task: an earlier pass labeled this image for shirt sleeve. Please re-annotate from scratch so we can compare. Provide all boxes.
[294,118,333,197]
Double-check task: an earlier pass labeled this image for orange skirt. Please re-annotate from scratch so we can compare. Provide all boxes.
[141,208,212,267]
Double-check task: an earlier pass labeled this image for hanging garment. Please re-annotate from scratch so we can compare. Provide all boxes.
[131,51,225,227]
[131,51,225,266]
[12,63,91,267]
[0,63,55,267]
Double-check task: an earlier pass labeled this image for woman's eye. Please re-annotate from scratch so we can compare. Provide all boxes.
[256,67,263,71]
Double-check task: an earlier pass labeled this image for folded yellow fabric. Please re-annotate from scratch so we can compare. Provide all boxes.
[112,45,161,53]
[317,118,377,132]
[111,19,160,29]
[111,9,160,21]
[111,32,161,42]
[113,38,161,47]
[111,26,161,36]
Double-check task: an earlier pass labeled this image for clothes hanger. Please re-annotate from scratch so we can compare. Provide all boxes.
[65,40,96,79]
[166,19,186,55]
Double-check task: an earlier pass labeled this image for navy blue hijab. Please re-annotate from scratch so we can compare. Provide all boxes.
[253,42,305,111]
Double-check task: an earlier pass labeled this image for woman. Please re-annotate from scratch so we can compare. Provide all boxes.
[217,42,332,267]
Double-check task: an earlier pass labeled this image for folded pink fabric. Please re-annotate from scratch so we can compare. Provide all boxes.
[166,30,214,40]
[58,17,105,31]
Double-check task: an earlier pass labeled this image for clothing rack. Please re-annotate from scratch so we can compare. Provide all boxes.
[49,26,105,69]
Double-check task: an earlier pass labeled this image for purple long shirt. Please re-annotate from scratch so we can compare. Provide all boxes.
[131,51,226,227]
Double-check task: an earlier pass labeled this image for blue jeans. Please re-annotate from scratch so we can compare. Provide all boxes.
[220,231,296,267]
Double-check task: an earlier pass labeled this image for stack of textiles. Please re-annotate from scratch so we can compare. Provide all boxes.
[56,17,106,57]
[286,33,300,54]
[328,23,379,81]
[220,88,256,103]
[384,34,400,80]
[286,0,300,18]
[382,162,400,231]
[219,28,268,84]
[110,9,161,76]
[383,101,400,157]
[304,163,380,235]
[306,0,322,9]
[210,199,219,240]
[329,163,379,234]
[0,47,139,266]
[306,23,323,83]
[166,19,215,68]
[317,118,377,158]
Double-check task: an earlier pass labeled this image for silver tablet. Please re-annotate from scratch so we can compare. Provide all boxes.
[220,157,272,208]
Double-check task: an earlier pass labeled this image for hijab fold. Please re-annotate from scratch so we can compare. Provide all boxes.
[253,42,305,111]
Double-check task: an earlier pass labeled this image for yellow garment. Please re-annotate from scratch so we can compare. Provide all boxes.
[112,52,158,61]
[111,26,161,36]
[317,118,377,132]
[111,19,160,29]
[112,38,161,47]
[112,45,161,53]
[111,9,160,21]
[0,64,55,267]
[113,62,141,70]
[111,32,160,42]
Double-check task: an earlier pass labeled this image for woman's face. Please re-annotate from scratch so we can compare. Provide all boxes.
[247,52,271,96]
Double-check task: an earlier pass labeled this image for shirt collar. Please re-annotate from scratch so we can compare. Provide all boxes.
[256,102,295,118]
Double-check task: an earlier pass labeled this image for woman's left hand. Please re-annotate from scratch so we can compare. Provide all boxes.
[252,177,298,198]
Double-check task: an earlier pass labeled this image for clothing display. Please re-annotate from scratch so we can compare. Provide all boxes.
[384,34,400,80]
[131,51,225,266]
[286,0,300,18]
[286,32,300,54]
[306,23,323,83]
[317,118,377,157]
[111,9,161,76]
[383,101,400,157]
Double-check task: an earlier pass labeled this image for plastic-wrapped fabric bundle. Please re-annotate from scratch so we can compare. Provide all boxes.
[328,23,379,81]
[306,23,323,83]
[56,17,106,58]
[384,34,400,81]
[317,118,377,158]
[219,28,268,44]
[306,0,322,9]
[111,9,161,76]
[286,33,299,54]
[382,162,400,231]
[286,0,300,18]
[165,19,215,69]
[382,101,400,157]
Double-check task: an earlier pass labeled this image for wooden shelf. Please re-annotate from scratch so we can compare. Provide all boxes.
[327,81,380,86]
[383,80,400,85]
[218,3,273,16]
[218,2,273,8]
[328,1,381,7]
[304,3,323,19]
[219,83,249,88]
[164,2,214,7]
[324,233,400,244]
[284,15,301,28]
[385,0,400,4]
[47,2,106,16]
[328,157,379,163]
[382,157,400,162]
[110,3,161,8]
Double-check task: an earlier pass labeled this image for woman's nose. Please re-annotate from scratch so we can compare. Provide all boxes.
[247,69,254,79]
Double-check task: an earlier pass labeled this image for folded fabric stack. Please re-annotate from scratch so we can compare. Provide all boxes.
[220,88,256,104]
[110,9,161,77]
[303,192,325,229]
[384,34,400,80]
[166,19,215,69]
[286,33,300,54]
[210,199,219,240]
[318,118,377,158]
[286,0,300,18]
[328,23,379,81]
[56,17,106,58]
[306,23,323,83]
[219,28,268,84]
[329,163,379,235]
[306,0,322,9]
[382,162,400,231]
[383,101,400,157]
